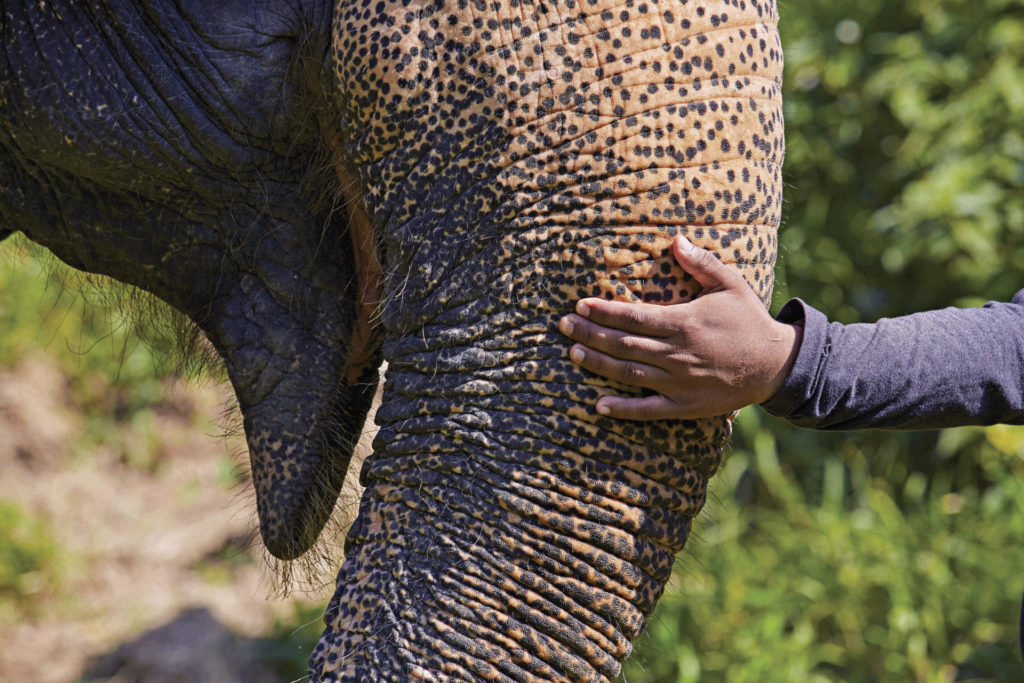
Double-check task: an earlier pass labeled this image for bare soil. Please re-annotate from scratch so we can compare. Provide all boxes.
[0,355,369,682]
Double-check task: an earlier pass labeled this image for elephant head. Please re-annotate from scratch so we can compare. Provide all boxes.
[1,0,783,679]
[0,0,381,561]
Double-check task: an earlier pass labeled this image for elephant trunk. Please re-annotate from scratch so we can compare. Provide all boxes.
[315,0,783,678]
[314,298,726,679]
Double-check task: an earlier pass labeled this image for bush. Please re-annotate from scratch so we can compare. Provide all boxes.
[624,411,1024,681]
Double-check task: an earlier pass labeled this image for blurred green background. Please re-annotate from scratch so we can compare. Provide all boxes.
[2,0,1024,680]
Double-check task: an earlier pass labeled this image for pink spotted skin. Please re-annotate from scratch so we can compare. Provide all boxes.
[313,0,783,679]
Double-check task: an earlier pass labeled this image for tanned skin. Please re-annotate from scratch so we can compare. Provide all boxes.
[560,236,803,421]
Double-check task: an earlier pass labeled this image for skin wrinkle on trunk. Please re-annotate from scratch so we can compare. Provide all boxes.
[315,0,782,679]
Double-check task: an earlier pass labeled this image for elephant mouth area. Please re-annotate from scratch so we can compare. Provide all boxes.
[195,232,383,562]
[243,371,379,562]
[227,329,381,562]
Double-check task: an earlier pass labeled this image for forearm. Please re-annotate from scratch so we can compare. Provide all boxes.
[761,290,1024,430]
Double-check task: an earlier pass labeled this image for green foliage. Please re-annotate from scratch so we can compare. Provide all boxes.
[623,410,1024,681]
[775,0,1024,320]
[0,500,61,619]
[754,0,1024,506]
[0,238,215,468]
[0,237,181,383]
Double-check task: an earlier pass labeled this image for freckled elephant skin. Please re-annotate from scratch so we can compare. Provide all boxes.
[315,0,783,679]
[0,0,783,678]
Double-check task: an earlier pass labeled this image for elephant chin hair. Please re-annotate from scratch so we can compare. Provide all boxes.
[261,431,374,596]
[8,237,219,381]
[260,372,383,595]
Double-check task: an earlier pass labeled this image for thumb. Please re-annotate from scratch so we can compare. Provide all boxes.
[672,235,743,293]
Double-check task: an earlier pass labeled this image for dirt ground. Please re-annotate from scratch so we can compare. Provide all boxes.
[0,355,371,683]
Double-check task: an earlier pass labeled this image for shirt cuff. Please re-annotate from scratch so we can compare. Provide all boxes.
[760,298,829,418]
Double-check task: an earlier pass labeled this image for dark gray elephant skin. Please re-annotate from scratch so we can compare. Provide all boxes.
[1,0,381,561]
[1,0,783,680]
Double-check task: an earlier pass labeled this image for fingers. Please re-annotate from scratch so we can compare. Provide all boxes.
[572,298,679,336]
[569,236,746,338]
[672,235,747,292]
[595,394,684,421]
[567,343,671,391]
[559,314,670,363]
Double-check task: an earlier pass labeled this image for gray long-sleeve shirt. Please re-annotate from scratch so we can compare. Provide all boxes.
[760,289,1024,430]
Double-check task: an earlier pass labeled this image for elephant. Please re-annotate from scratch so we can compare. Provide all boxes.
[1,0,783,680]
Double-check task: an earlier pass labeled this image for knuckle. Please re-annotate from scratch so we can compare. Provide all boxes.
[672,320,693,340]
[594,355,619,377]
[572,319,593,342]
[590,329,612,350]
[578,350,601,371]
[601,358,623,379]
[617,335,639,352]
[624,308,644,326]
[610,403,634,420]
[624,361,645,382]
[693,248,717,269]
[610,306,642,331]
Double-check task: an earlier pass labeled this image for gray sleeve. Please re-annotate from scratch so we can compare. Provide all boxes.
[760,289,1024,430]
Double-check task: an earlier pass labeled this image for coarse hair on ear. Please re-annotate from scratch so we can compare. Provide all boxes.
[3,234,218,381]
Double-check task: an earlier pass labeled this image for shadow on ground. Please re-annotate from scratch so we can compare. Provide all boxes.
[82,607,294,683]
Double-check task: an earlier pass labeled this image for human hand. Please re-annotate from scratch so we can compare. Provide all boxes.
[559,235,802,420]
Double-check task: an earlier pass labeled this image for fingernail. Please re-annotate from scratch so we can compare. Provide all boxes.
[570,346,585,363]
[596,401,611,415]
[576,300,591,317]
[677,235,695,253]
[559,317,574,335]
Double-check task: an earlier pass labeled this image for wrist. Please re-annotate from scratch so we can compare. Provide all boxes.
[758,321,802,403]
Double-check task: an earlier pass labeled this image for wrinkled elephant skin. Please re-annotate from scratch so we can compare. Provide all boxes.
[314,0,782,678]
[0,0,381,561]
[0,0,783,679]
